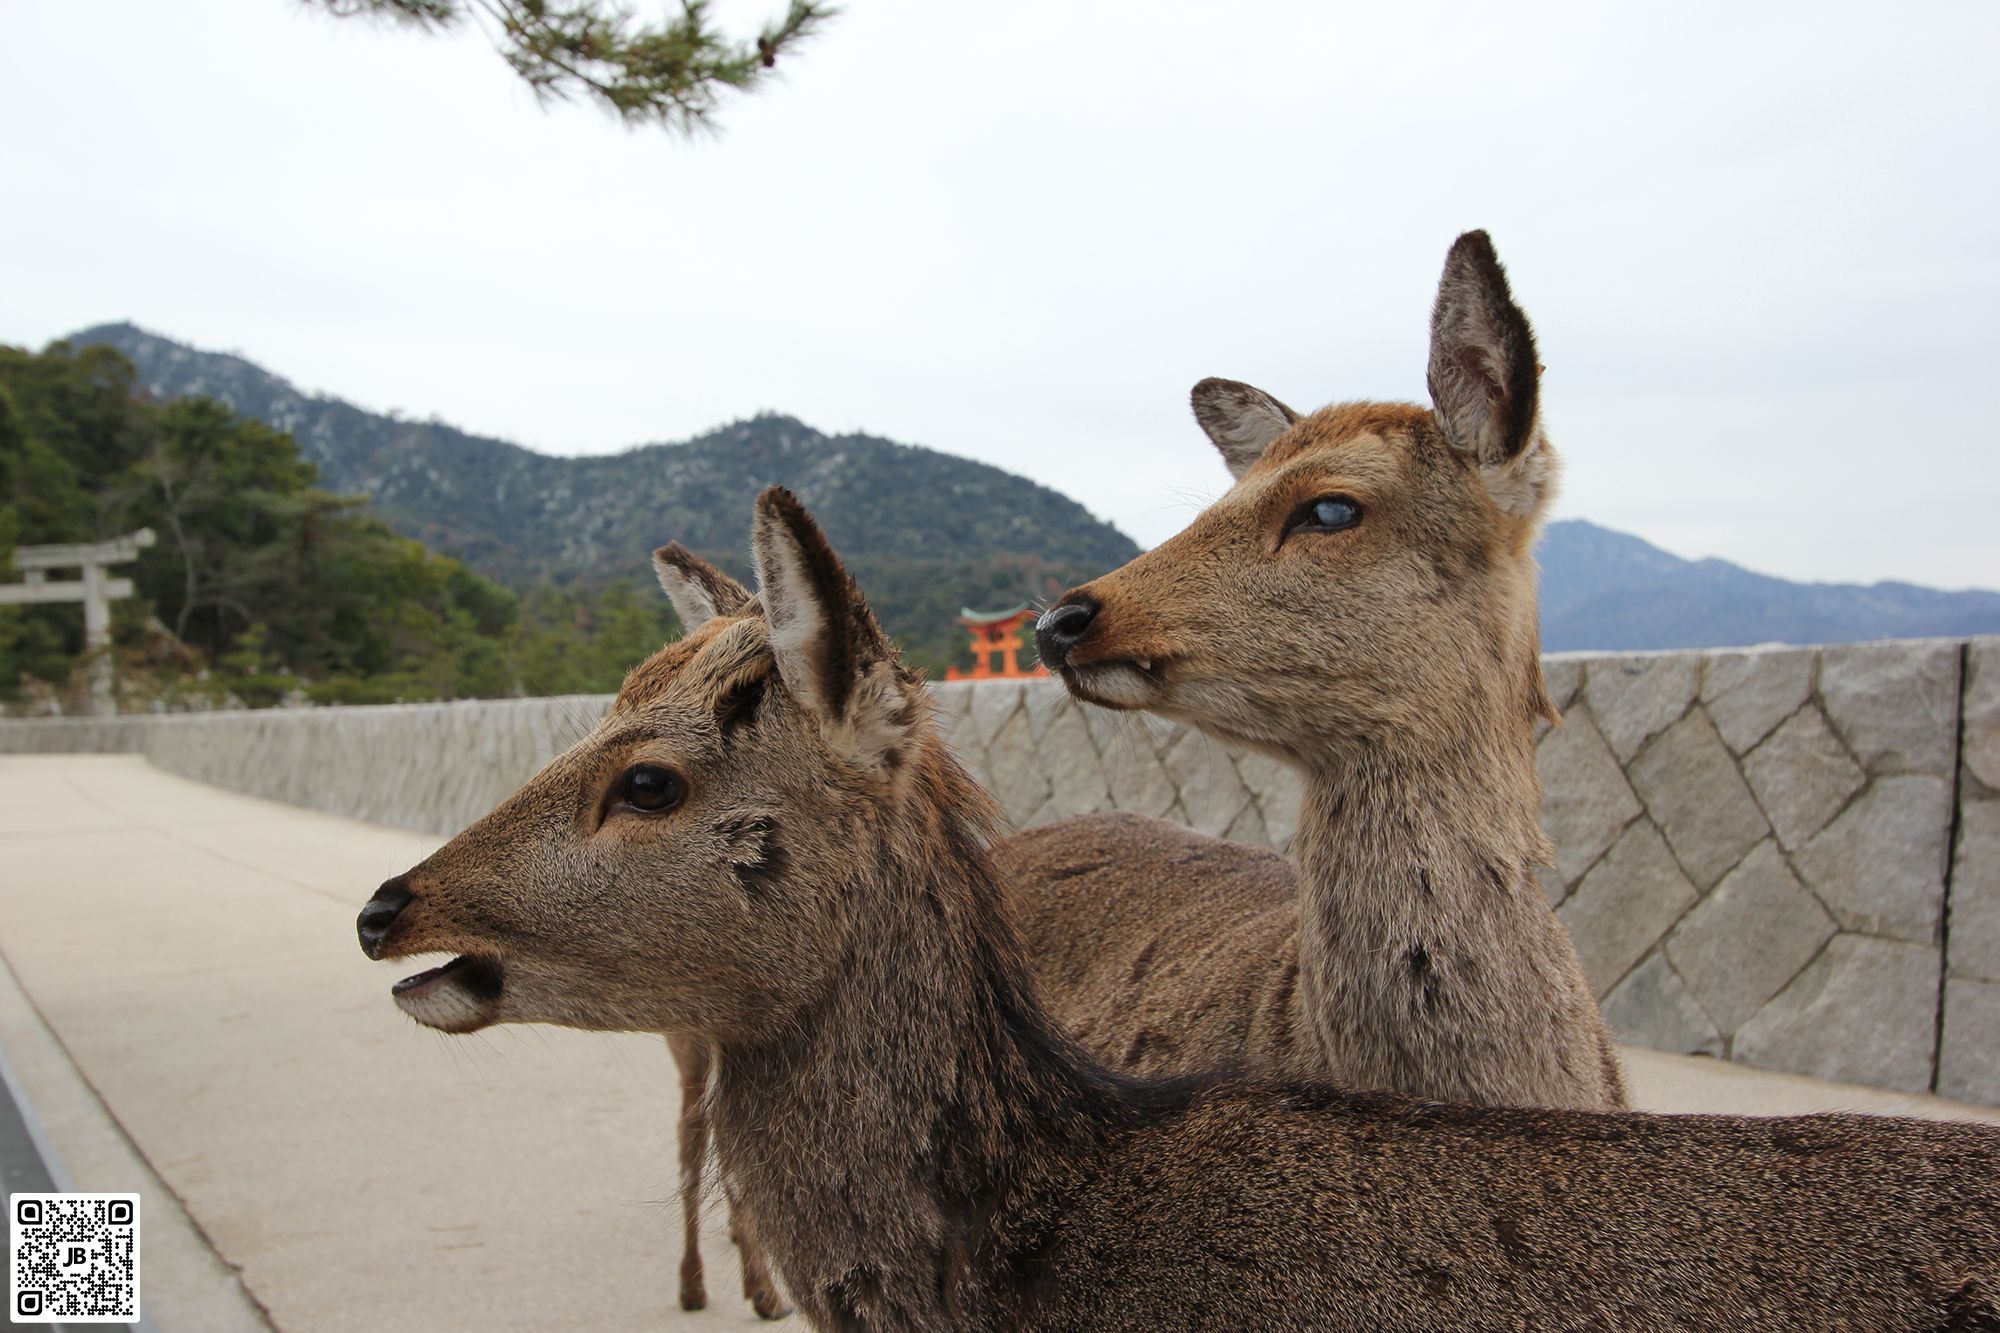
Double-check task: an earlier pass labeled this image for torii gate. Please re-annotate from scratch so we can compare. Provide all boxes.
[943,604,1048,681]
[0,528,155,714]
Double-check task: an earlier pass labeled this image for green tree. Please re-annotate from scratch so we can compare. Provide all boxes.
[119,396,318,646]
[504,578,679,696]
[0,347,147,692]
[309,0,836,132]
[587,578,675,683]
[0,340,535,709]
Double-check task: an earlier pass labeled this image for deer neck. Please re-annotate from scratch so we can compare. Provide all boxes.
[705,790,1098,1331]
[1287,692,1556,1100]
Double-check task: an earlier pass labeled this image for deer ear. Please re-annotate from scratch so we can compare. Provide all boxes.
[750,487,913,775]
[1426,230,1554,517]
[1191,378,1301,480]
[653,542,751,633]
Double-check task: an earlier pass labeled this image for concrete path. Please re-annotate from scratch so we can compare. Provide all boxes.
[1,755,1994,1332]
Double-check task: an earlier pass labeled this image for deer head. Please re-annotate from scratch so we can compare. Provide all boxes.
[1036,230,1558,764]
[354,490,935,1039]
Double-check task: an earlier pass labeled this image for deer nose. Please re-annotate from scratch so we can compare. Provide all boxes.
[1036,596,1099,670]
[358,876,414,959]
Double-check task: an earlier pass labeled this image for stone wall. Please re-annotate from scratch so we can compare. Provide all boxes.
[5,637,1993,1103]
[1949,641,2000,1103]
[0,697,609,836]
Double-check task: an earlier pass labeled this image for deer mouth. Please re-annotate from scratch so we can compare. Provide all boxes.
[1060,657,1167,710]
[392,954,505,1032]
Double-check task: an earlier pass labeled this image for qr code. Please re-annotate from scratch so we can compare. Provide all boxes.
[9,1194,139,1324]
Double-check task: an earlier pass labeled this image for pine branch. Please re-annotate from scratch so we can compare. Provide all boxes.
[306,0,836,132]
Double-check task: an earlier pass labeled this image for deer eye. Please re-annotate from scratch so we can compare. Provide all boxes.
[1285,496,1363,538]
[620,765,687,814]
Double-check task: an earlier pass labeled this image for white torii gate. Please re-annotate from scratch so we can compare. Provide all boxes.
[0,528,156,714]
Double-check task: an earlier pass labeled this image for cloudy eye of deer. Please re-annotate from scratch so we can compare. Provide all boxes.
[1284,495,1363,541]
[619,764,687,814]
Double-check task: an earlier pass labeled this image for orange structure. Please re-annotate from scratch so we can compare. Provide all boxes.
[944,604,1047,680]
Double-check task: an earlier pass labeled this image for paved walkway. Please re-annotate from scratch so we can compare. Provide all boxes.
[2,755,1995,1331]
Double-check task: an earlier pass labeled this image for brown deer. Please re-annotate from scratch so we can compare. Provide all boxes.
[649,233,1614,1310]
[1013,230,1621,1109]
[357,488,2000,1332]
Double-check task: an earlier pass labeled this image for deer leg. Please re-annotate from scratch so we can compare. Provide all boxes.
[727,1188,792,1320]
[666,1033,711,1312]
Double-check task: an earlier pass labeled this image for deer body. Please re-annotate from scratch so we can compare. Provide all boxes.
[357,487,2000,1332]
[709,830,2000,1332]
[622,234,1624,1308]
[1014,232,1618,1110]
[709,851,1994,1332]
[1005,814,1310,1076]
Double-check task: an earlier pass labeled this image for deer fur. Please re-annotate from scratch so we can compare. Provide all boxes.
[359,488,2000,1331]
[655,545,791,1318]
[1011,230,1620,1110]
[646,236,1614,1303]
[665,1031,790,1318]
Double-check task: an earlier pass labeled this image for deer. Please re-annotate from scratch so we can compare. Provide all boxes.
[1011,230,1620,1108]
[647,232,1617,1312]
[357,486,2000,1332]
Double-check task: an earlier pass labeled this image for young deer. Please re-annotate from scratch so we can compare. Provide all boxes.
[650,235,1612,1307]
[1014,230,1621,1110]
[358,488,2000,1332]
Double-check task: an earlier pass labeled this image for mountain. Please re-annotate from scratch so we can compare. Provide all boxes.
[1536,520,2000,652]
[65,323,1141,668]
[63,323,2000,658]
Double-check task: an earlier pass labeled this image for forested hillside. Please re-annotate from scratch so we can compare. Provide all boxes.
[69,323,1141,668]
[0,342,679,710]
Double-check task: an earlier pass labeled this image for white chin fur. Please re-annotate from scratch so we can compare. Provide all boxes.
[1067,663,1160,710]
[394,978,499,1033]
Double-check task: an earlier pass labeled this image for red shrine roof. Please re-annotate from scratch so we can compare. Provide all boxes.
[955,603,1037,627]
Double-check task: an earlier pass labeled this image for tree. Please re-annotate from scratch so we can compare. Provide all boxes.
[0,340,538,709]
[308,0,837,132]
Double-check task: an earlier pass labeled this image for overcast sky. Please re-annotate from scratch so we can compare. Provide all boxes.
[6,1,1997,589]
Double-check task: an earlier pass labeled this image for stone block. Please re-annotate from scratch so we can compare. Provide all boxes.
[1601,951,1722,1056]
[1733,935,1940,1094]
[1099,720,1179,820]
[1022,681,1084,745]
[1542,654,1586,713]
[1535,708,1642,898]
[1626,709,1770,889]
[1080,703,1174,771]
[1938,976,2000,1106]
[1741,707,1865,851]
[1160,728,1252,838]
[1818,639,1960,776]
[965,680,1026,749]
[1585,652,1699,762]
[1223,801,1270,848]
[1037,713,1113,820]
[926,681,975,743]
[1949,798,2000,981]
[1700,645,1816,754]
[956,743,995,793]
[1558,819,1698,996]
[1966,639,2000,793]
[1793,775,1951,944]
[1019,794,1065,829]
[1230,749,1304,850]
[1665,840,1834,1033]
[981,707,1050,824]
